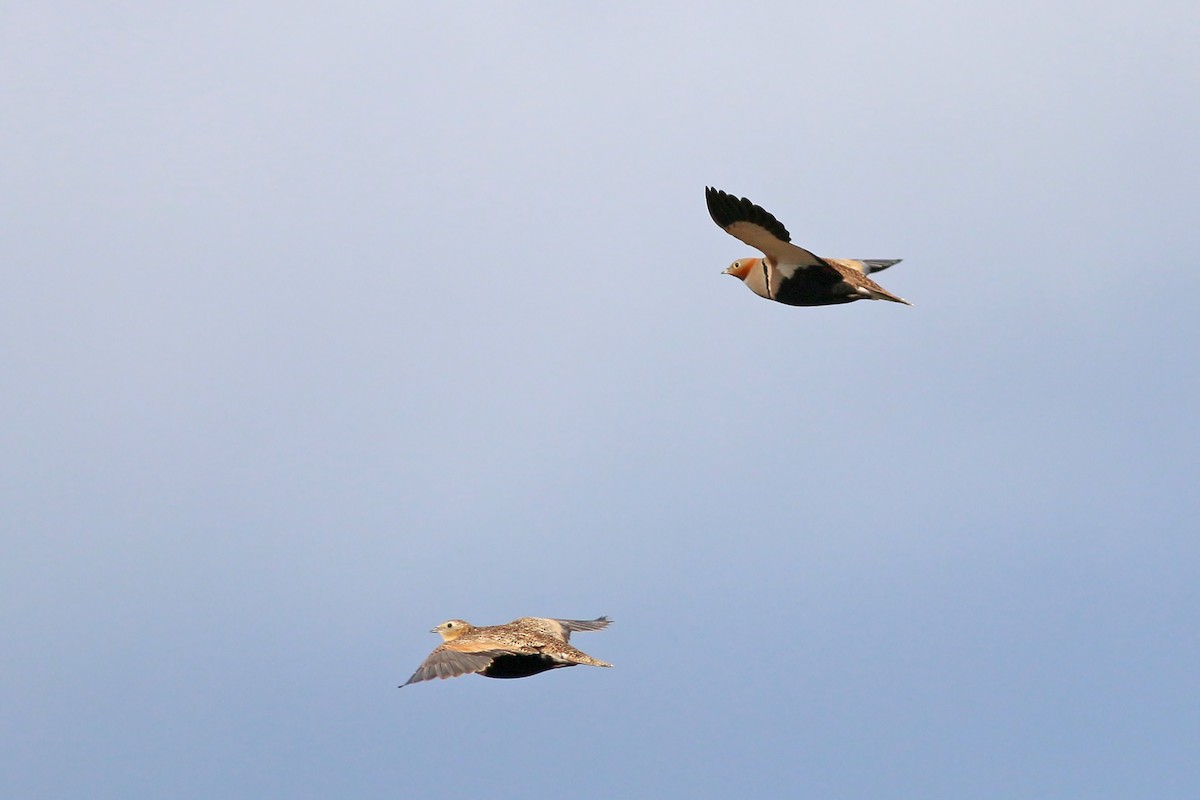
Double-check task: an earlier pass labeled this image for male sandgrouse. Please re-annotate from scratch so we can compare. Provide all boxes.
[401,616,613,687]
[706,186,910,307]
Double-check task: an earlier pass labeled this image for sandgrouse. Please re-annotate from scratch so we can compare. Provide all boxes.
[706,186,910,307]
[401,616,613,687]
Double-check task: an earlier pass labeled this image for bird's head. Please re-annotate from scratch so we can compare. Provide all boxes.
[722,258,758,280]
[431,619,472,641]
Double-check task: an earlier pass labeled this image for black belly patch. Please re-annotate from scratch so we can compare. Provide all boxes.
[774,272,857,306]
[481,654,572,679]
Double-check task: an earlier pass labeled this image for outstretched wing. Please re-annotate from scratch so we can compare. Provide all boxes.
[550,616,611,641]
[858,258,901,274]
[705,187,832,272]
[831,258,902,275]
[401,644,503,687]
[513,616,612,642]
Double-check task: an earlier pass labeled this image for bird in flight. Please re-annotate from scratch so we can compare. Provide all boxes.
[401,616,613,687]
[706,187,910,307]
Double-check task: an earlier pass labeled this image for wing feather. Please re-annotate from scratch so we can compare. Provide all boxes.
[705,187,832,271]
[828,258,902,275]
[515,616,612,641]
[401,645,503,686]
[549,616,611,641]
[858,258,901,274]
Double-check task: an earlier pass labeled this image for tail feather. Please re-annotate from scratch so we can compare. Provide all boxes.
[561,645,613,668]
[873,288,912,305]
[857,283,912,305]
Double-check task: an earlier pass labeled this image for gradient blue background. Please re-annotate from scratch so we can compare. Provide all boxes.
[4,3,1198,797]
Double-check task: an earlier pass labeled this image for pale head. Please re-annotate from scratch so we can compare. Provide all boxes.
[722,257,760,281]
[431,619,472,641]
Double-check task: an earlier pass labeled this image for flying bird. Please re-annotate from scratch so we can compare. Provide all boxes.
[706,186,910,307]
[401,616,613,687]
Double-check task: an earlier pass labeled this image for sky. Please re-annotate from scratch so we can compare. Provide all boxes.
[3,2,1199,798]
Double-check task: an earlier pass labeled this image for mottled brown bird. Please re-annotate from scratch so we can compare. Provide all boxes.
[706,186,910,307]
[401,616,613,687]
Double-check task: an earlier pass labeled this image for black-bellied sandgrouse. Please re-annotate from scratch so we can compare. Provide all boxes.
[706,186,910,307]
[401,616,613,687]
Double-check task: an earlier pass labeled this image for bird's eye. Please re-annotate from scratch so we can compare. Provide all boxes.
[446,622,454,628]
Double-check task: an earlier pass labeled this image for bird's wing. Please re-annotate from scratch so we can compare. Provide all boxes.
[830,258,902,275]
[705,187,834,272]
[553,617,611,638]
[858,258,901,274]
[548,616,611,641]
[515,616,611,641]
[400,643,507,686]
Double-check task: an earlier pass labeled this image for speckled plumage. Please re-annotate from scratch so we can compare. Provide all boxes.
[706,186,910,307]
[401,616,613,687]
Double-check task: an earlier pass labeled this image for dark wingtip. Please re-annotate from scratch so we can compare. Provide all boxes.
[705,186,792,243]
[860,258,903,274]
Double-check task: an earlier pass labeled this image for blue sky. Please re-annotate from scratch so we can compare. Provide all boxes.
[3,3,1198,797]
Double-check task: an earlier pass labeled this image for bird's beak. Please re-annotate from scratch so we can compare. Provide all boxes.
[429,627,439,634]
